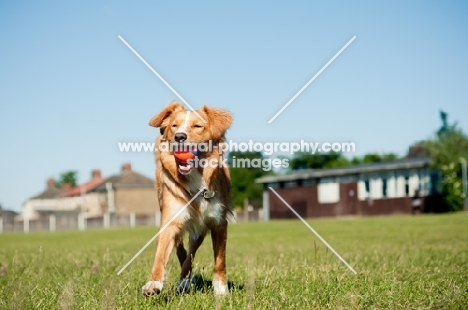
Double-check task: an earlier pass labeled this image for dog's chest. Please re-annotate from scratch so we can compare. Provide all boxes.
[183,172,224,235]
[186,197,224,240]
[185,172,221,216]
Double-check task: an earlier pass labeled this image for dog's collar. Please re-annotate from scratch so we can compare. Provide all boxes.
[189,187,216,199]
[202,188,216,199]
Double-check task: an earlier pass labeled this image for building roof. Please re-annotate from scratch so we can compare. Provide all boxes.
[0,209,19,218]
[59,176,106,197]
[91,164,154,192]
[31,178,62,199]
[256,158,432,184]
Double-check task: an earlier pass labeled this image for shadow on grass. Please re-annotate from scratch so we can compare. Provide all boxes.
[190,274,244,293]
[142,274,244,304]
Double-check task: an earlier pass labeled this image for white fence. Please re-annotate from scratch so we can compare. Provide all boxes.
[0,210,262,233]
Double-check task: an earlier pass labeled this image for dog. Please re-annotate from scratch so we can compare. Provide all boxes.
[142,101,233,296]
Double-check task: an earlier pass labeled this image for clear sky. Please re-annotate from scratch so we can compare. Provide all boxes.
[1,1,467,212]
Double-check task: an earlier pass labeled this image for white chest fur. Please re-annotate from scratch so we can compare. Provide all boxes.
[176,171,225,239]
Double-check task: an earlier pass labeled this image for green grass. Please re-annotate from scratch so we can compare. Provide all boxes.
[1,213,468,309]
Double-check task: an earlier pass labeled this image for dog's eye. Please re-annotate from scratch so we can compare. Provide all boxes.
[194,125,203,128]
[172,124,177,127]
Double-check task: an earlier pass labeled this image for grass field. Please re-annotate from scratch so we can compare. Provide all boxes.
[1,213,467,309]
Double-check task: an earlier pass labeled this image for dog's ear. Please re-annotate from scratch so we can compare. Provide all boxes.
[202,105,232,140]
[149,102,185,130]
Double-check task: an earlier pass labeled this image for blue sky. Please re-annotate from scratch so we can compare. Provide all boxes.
[1,1,467,212]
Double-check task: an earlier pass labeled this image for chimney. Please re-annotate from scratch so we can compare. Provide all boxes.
[91,169,102,179]
[121,163,132,172]
[47,178,56,189]
[61,183,72,192]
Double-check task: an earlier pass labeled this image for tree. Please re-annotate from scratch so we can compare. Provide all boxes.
[56,171,78,188]
[228,151,271,209]
[424,126,468,211]
[360,153,399,164]
[289,151,350,170]
[288,151,399,170]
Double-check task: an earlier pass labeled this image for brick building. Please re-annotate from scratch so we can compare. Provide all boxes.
[21,163,159,220]
[89,163,159,215]
[256,158,445,220]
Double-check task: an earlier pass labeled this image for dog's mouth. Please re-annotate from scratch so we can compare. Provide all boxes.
[176,159,195,175]
[172,143,198,175]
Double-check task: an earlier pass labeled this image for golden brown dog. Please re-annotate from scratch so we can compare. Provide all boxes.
[142,101,233,295]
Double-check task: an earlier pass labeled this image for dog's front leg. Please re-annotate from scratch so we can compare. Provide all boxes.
[176,234,206,293]
[211,224,228,295]
[142,223,181,296]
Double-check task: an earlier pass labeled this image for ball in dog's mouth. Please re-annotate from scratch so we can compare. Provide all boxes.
[174,150,197,175]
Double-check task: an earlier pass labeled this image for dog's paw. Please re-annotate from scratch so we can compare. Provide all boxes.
[213,280,228,295]
[141,280,163,296]
[176,278,191,294]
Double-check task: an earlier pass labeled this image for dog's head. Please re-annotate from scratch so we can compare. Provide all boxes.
[149,101,232,175]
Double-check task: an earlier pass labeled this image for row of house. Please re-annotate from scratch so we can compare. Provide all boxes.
[19,158,447,223]
[22,163,159,220]
[257,158,447,220]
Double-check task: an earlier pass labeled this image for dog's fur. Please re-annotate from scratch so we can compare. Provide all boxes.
[142,101,233,296]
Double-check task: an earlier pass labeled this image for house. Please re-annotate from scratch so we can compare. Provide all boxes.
[0,206,19,232]
[22,178,63,220]
[21,171,104,220]
[56,169,106,218]
[0,207,19,223]
[256,158,445,220]
[89,163,159,215]
[21,163,160,220]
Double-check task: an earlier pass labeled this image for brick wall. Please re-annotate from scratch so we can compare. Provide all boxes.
[115,188,160,215]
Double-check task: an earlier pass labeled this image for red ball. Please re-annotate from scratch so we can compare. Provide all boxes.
[174,150,196,161]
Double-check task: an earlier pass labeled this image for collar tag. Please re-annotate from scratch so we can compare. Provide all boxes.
[203,189,216,199]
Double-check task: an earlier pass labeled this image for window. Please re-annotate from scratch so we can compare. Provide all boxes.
[358,179,369,200]
[318,179,340,203]
[365,180,370,194]
[408,172,420,197]
[386,175,397,198]
[303,178,316,186]
[284,181,297,188]
[369,177,383,199]
[382,178,388,197]
[405,176,409,196]
[418,170,427,195]
[268,182,280,189]
[337,175,358,183]
[396,174,406,198]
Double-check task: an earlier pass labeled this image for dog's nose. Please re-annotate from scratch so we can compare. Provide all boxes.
[174,132,187,143]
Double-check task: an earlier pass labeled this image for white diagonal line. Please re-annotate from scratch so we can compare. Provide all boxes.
[268,187,357,274]
[268,36,356,124]
[118,35,207,123]
[117,188,205,275]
